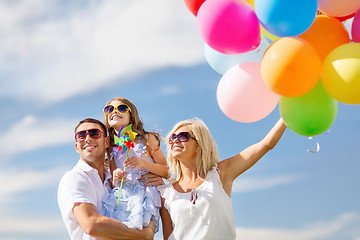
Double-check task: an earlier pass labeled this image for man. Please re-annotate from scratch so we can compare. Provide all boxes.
[58,118,155,240]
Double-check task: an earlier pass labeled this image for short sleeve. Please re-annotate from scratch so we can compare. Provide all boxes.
[58,171,97,219]
[157,184,172,210]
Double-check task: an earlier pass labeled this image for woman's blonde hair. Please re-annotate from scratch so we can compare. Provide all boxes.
[104,97,160,161]
[166,118,219,182]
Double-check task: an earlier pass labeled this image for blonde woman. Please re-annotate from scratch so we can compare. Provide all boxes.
[158,118,287,240]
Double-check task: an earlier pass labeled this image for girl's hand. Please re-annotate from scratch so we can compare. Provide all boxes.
[123,156,146,170]
[112,168,127,187]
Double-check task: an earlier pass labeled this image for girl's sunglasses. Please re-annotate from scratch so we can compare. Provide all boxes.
[75,129,102,142]
[169,132,197,144]
[103,104,131,115]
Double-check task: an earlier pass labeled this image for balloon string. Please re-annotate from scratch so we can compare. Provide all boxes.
[307,130,330,153]
[116,149,130,206]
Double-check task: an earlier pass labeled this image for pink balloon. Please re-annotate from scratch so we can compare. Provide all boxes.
[197,0,261,54]
[352,11,360,42]
[318,0,360,17]
[216,62,279,123]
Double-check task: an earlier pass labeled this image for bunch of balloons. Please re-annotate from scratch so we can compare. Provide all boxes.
[184,0,360,136]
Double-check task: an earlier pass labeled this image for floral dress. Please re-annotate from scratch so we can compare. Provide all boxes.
[102,139,161,232]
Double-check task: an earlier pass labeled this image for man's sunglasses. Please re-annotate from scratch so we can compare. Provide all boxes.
[169,132,197,144]
[103,104,131,115]
[75,129,102,142]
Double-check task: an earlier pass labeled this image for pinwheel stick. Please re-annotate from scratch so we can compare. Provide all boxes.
[116,148,130,207]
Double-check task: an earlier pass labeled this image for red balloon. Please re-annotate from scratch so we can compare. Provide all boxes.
[317,10,356,21]
[335,12,356,22]
[184,0,207,16]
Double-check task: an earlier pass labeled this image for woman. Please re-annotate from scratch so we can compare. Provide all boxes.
[158,117,287,239]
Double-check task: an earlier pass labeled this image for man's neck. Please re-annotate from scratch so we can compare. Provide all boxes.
[81,158,106,182]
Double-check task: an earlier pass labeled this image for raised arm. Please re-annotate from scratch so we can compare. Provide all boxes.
[218,118,287,196]
[73,202,155,240]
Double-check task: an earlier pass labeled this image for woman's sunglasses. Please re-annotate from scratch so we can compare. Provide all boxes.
[103,104,131,115]
[169,132,197,144]
[75,129,102,142]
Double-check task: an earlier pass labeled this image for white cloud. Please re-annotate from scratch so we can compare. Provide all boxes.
[0,0,204,102]
[0,216,64,234]
[0,114,77,159]
[0,167,67,205]
[235,212,360,240]
[159,85,181,96]
[232,174,303,193]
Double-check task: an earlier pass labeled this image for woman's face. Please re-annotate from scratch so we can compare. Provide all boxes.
[170,126,197,161]
[106,100,131,132]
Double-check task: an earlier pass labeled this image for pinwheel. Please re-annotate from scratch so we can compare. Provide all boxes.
[114,124,137,206]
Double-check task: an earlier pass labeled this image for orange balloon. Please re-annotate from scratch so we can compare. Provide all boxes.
[261,37,321,97]
[299,15,350,61]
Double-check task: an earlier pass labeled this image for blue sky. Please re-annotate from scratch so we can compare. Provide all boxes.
[0,1,359,240]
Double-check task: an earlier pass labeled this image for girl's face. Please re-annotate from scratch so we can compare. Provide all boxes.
[170,126,197,161]
[106,100,131,132]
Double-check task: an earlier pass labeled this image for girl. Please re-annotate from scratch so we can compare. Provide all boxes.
[102,97,168,233]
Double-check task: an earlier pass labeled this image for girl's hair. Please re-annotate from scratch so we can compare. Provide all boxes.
[104,97,160,161]
[166,118,219,182]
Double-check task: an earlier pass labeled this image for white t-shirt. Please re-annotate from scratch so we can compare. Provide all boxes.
[159,167,236,240]
[58,160,112,240]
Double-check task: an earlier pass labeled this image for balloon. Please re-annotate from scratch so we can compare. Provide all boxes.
[318,0,360,17]
[335,12,356,22]
[244,0,254,8]
[184,0,206,16]
[197,0,261,54]
[317,10,356,22]
[217,62,279,123]
[261,37,321,97]
[279,81,338,136]
[299,15,350,61]
[204,37,270,75]
[255,0,318,37]
[260,25,280,42]
[321,43,360,104]
[352,11,360,43]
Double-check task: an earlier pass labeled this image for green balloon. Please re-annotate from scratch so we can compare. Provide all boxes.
[279,81,337,136]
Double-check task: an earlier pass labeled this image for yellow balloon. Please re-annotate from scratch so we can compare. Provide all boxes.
[244,0,254,8]
[260,25,280,42]
[321,43,360,104]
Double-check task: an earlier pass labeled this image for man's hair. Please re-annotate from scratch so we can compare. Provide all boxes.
[74,118,108,137]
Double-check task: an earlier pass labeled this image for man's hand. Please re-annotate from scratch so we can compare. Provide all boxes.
[139,173,164,187]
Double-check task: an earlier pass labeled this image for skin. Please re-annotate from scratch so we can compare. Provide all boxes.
[160,118,287,239]
[72,122,155,240]
[106,99,168,185]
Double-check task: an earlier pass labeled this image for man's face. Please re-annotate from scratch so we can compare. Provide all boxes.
[75,122,109,163]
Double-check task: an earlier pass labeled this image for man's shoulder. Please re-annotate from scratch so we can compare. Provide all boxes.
[59,161,89,184]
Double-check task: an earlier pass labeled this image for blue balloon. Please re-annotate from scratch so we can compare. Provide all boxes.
[204,37,270,75]
[255,0,317,37]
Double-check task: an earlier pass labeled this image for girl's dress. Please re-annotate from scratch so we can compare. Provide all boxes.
[102,139,161,232]
[158,166,236,240]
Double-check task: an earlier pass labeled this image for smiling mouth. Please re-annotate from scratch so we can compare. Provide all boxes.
[84,145,96,150]
[111,115,122,120]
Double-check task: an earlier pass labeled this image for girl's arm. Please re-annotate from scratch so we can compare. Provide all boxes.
[218,118,287,196]
[124,133,169,178]
[160,197,173,240]
[109,156,117,175]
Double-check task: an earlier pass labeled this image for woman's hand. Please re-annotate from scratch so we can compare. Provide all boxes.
[139,173,164,187]
[112,168,127,187]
